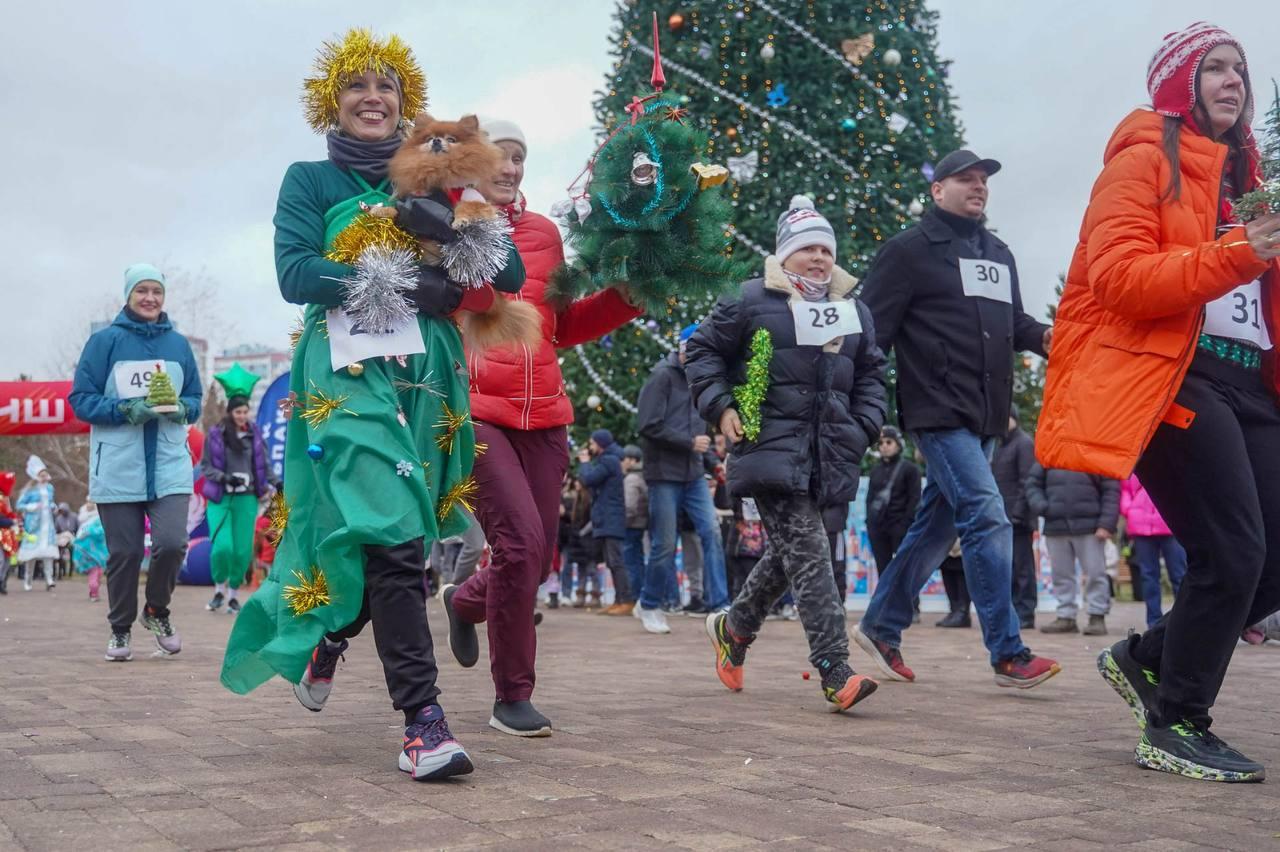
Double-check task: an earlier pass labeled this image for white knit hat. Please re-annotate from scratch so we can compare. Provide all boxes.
[480,117,527,153]
[776,195,837,262]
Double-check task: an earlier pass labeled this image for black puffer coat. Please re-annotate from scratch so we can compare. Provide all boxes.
[686,256,888,505]
[991,423,1036,531]
[1024,463,1121,537]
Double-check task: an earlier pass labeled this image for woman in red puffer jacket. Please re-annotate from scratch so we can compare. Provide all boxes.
[443,119,642,737]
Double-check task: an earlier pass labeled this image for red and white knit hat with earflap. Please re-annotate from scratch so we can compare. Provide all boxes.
[1147,22,1253,128]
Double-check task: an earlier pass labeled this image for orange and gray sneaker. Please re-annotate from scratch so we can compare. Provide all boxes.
[993,649,1061,689]
[818,659,879,713]
[706,611,753,691]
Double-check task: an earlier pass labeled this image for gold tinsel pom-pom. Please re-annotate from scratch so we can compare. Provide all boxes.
[266,493,290,548]
[302,28,427,134]
[283,567,331,616]
[302,381,356,428]
[433,402,471,454]
[325,213,423,265]
[436,476,479,523]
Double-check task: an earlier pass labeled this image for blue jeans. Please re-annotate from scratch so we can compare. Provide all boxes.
[623,528,647,604]
[861,428,1024,665]
[642,479,728,609]
[1131,535,1187,627]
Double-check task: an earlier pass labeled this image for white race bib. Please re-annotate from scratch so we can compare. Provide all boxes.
[112,360,162,400]
[1203,280,1273,350]
[791,300,862,347]
[958,258,1012,304]
[327,309,426,372]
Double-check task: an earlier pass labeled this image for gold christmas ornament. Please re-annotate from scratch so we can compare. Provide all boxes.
[302,28,427,134]
[690,162,729,189]
[841,34,875,65]
[346,362,365,377]
[725,127,738,139]
[283,566,331,616]
[667,12,685,31]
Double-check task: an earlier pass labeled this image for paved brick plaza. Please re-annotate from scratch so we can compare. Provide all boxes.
[2,582,1280,850]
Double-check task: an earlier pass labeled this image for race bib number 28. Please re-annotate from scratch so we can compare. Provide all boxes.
[791,300,862,347]
[958,258,1012,304]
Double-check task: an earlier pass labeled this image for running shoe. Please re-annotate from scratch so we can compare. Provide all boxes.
[853,622,915,682]
[818,659,878,713]
[139,606,181,655]
[1136,720,1265,783]
[399,704,474,780]
[706,611,752,691]
[294,638,348,712]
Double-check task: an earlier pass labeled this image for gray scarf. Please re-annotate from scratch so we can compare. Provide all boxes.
[326,131,402,185]
[784,271,832,302]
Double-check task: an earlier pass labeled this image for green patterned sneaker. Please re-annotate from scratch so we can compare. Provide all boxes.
[1136,721,1265,783]
[1097,635,1158,731]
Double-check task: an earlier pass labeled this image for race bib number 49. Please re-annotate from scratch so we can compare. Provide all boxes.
[792,300,862,347]
[112,361,160,400]
[959,258,1012,304]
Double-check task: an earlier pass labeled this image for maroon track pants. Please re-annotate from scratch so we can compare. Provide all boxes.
[451,422,568,701]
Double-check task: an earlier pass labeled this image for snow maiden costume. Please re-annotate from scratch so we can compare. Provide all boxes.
[17,456,60,591]
[220,29,524,782]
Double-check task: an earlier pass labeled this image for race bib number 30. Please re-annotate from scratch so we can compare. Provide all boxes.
[958,258,1012,304]
[327,309,427,372]
[792,300,862,347]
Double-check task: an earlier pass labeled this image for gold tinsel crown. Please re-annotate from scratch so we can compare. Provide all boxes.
[302,28,427,134]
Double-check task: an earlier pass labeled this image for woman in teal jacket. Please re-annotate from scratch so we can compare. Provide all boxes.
[69,263,202,662]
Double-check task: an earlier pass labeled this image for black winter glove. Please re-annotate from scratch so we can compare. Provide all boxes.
[412,264,464,317]
[395,195,457,243]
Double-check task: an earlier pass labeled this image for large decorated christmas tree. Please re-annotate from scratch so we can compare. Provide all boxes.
[560,0,964,440]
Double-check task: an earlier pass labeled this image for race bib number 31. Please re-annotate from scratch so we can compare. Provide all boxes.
[327,309,426,372]
[792,300,862,347]
[958,258,1012,304]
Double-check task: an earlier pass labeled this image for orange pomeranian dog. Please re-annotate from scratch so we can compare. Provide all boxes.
[370,113,540,352]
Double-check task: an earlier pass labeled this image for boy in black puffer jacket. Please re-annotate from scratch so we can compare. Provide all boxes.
[1025,462,1120,636]
[686,195,888,713]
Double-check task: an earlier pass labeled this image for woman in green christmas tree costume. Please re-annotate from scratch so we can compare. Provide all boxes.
[220,28,524,782]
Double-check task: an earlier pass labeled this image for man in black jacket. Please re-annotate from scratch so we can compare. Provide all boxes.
[635,327,729,633]
[1025,463,1121,636]
[990,406,1039,630]
[864,426,922,601]
[853,149,1060,690]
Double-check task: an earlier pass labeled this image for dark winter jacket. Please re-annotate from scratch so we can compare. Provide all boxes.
[864,455,922,540]
[1025,463,1121,537]
[821,502,850,535]
[636,352,711,483]
[578,443,626,539]
[200,423,275,503]
[623,466,648,530]
[686,256,888,505]
[991,423,1036,530]
[859,207,1049,438]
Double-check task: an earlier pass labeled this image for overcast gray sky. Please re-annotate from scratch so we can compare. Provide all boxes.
[1,0,1275,379]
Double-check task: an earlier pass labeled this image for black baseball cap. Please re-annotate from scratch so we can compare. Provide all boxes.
[932,149,1002,183]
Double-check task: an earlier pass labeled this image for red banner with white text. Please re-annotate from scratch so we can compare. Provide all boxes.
[0,382,88,436]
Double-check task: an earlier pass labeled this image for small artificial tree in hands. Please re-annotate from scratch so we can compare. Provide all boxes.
[145,364,180,413]
[1233,79,1280,223]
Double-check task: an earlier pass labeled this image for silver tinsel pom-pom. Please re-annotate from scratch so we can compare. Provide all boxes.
[442,214,513,287]
[341,246,419,333]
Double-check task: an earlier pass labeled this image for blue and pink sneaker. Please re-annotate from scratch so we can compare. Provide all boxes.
[399,705,473,781]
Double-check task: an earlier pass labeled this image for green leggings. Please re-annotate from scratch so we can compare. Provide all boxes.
[207,493,258,589]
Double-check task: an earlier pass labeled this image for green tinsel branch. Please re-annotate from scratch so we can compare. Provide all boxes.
[733,328,772,442]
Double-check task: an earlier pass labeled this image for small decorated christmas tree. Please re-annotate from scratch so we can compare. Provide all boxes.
[145,364,179,413]
[1233,79,1280,223]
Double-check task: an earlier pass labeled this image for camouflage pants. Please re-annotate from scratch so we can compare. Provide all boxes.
[727,492,848,667]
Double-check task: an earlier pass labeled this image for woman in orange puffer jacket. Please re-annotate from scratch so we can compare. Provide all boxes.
[1039,23,1280,783]
[441,119,643,737]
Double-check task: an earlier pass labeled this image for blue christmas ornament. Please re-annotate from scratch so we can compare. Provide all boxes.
[600,334,614,350]
[765,83,789,108]
[307,443,324,461]
[840,117,857,132]
[921,162,935,181]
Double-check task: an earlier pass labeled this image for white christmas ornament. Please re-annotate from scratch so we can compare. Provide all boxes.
[727,150,759,183]
[587,394,602,409]
[887,113,910,134]
[908,198,925,216]
[883,48,902,66]
[760,43,776,61]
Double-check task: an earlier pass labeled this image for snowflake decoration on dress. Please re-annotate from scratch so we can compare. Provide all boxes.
[395,460,415,477]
